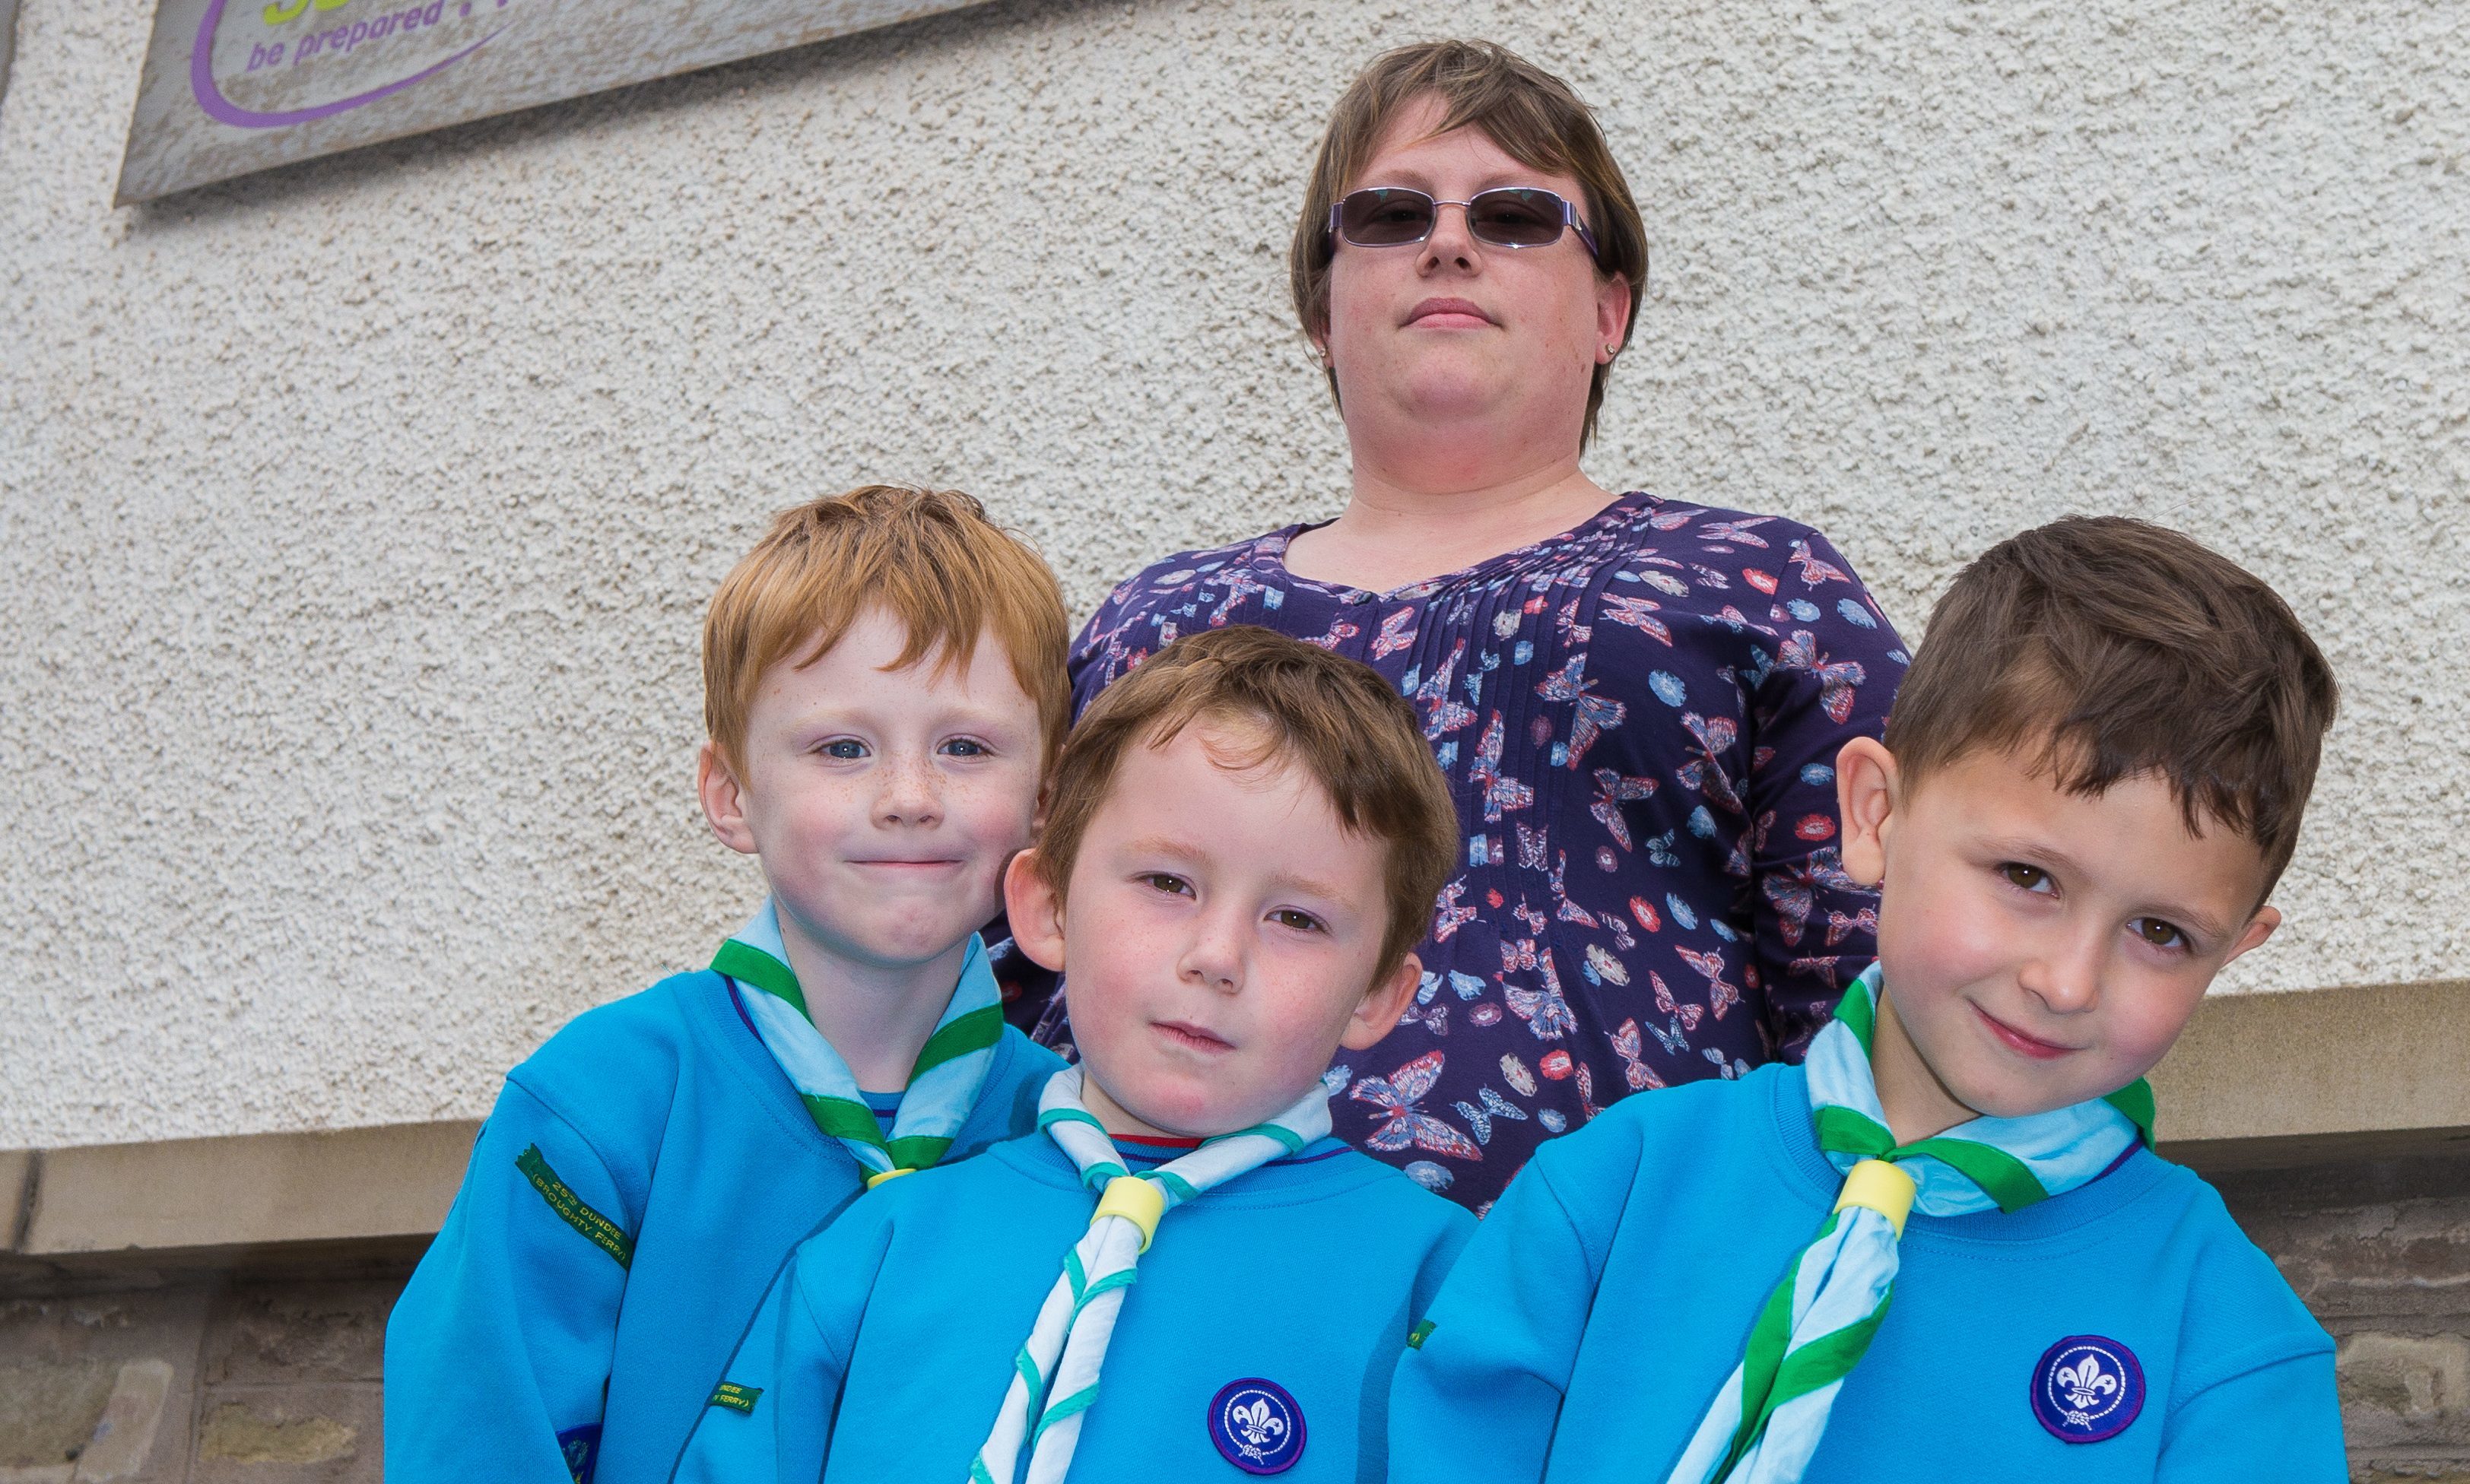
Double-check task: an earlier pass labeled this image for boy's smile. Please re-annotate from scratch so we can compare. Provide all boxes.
[1837,737,2282,1143]
[1006,720,1420,1140]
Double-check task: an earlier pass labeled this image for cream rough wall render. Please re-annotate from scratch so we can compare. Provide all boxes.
[1,0,2462,1146]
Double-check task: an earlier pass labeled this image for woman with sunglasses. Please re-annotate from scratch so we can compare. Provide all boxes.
[1043,40,1908,1214]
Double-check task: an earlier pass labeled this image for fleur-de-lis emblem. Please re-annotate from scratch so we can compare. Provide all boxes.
[1233,1399,1286,1448]
[1211,1378,1306,1471]
[2032,1336,2143,1444]
[2056,1352,2119,1410]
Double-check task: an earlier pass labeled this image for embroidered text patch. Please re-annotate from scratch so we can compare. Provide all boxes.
[1208,1378,1306,1475]
[709,1381,763,1414]
[516,1144,634,1269]
[2030,1334,2145,1443]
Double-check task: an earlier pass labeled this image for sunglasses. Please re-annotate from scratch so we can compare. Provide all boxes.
[1327,186,1602,261]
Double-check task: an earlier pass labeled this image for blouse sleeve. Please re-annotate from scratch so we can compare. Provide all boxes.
[1067,566,1167,719]
[1741,529,1906,1059]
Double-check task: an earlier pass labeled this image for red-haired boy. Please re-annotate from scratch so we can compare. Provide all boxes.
[387,488,1070,1484]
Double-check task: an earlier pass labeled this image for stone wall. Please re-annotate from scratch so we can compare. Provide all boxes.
[5,1153,2468,1482]
[0,1260,401,1484]
[2222,1149,2470,1482]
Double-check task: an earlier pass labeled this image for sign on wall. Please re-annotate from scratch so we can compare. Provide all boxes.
[116,0,990,203]
[1,0,19,117]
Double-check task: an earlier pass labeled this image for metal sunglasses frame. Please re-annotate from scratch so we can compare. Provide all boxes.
[1325,186,1603,262]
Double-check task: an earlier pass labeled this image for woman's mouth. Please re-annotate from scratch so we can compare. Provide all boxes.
[1971,1004,2078,1061]
[1405,296,1494,329]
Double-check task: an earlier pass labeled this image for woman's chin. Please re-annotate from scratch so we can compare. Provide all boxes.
[1350,382,1494,436]
[1383,363,1567,431]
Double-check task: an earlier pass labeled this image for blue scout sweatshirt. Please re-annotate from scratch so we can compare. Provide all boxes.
[672,1128,1475,1483]
[1387,1062,2344,1482]
[384,969,1062,1484]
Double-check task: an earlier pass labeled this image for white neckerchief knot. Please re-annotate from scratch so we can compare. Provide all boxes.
[967,1067,1332,1484]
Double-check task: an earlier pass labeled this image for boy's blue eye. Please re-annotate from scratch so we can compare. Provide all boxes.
[2129,918,2187,951]
[939,738,989,757]
[1270,908,1325,934]
[820,739,868,759]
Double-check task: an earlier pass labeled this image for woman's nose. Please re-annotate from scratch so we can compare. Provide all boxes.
[1419,201,1481,270]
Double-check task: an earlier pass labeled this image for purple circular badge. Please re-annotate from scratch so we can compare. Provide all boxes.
[2030,1335,2145,1443]
[1207,1378,1306,1475]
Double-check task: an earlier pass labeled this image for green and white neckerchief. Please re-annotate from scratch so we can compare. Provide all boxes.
[1663,962,2154,1484]
[968,1067,1331,1484]
[711,899,1005,1189]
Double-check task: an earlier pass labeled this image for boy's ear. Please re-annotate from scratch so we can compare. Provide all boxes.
[697,742,759,857]
[1004,849,1068,973]
[1341,951,1424,1052]
[1834,737,1899,888]
[2219,903,2281,968]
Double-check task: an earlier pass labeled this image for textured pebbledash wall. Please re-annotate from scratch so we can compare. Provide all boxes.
[0,0,2462,1146]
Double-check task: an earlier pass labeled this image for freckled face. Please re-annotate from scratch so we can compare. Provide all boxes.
[1859,746,2279,1121]
[1025,724,1414,1139]
[726,608,1043,974]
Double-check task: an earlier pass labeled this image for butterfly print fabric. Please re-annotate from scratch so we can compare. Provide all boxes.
[1043,493,1905,1213]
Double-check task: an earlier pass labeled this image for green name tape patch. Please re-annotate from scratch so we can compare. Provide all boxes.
[516,1144,634,1269]
[1408,1319,1436,1350]
[710,1382,764,1414]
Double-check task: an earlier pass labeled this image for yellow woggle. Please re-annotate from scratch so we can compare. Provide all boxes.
[1092,1174,1167,1251]
[864,1167,917,1191]
[1833,1158,1918,1238]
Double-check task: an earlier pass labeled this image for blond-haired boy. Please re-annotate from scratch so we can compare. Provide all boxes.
[386,487,1069,1484]
[1391,516,2347,1482]
[675,625,1475,1483]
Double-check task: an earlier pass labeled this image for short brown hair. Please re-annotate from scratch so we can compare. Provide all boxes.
[1035,626,1459,980]
[702,486,1071,777]
[1884,516,2338,893]
[1288,40,1649,449]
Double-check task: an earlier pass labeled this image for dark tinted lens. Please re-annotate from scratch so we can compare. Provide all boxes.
[1467,189,1564,246]
[1339,189,1437,246]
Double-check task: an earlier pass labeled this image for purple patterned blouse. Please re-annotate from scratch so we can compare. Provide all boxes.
[1037,492,1906,1213]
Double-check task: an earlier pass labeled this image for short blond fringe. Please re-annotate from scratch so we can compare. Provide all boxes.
[702,486,1071,777]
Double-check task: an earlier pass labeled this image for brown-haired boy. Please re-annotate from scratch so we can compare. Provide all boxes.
[1392,516,2348,1482]
[387,487,1068,1484]
[675,626,1475,1484]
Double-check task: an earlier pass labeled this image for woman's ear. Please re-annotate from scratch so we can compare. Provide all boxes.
[1004,849,1068,973]
[697,742,759,856]
[1835,737,1900,888]
[1341,951,1424,1051]
[1595,271,1633,362]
